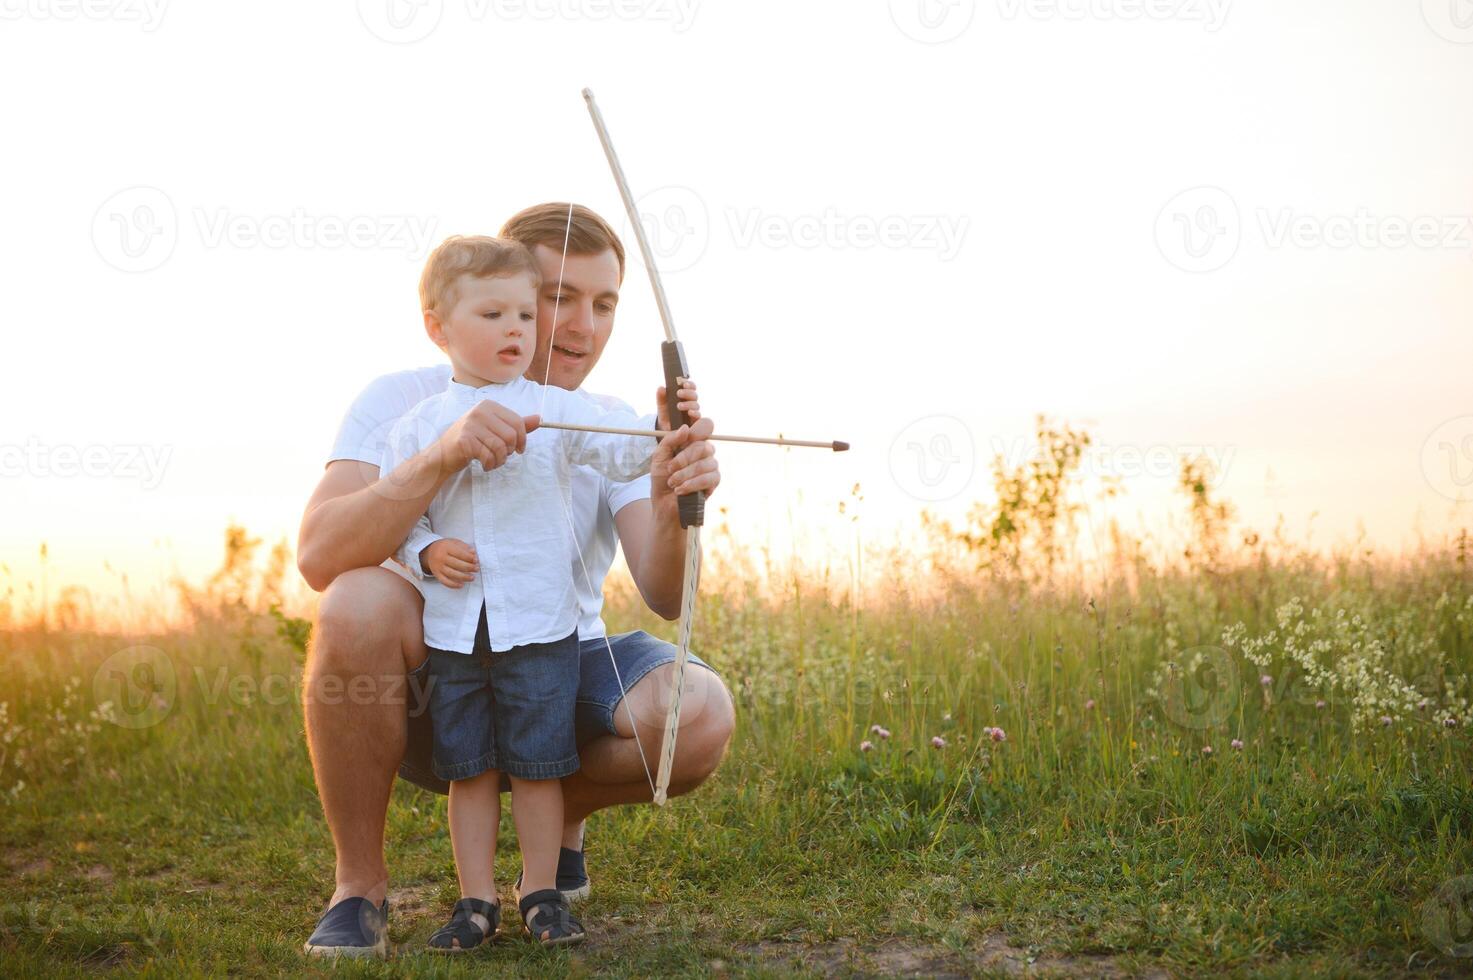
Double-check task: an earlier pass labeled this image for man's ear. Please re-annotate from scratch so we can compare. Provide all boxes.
[423,309,449,350]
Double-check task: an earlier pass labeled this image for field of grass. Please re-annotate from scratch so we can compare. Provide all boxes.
[3,455,1473,976]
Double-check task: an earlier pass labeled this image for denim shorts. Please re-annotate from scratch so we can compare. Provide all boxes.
[424,609,581,782]
[402,629,714,795]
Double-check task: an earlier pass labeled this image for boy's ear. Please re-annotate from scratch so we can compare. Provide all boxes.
[423,309,449,350]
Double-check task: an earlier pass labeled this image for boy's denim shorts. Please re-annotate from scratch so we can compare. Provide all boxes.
[402,629,714,795]
[424,609,581,783]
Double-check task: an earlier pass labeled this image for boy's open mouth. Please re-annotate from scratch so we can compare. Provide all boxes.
[497,343,522,363]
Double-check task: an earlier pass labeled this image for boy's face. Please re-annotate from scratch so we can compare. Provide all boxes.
[427,272,538,386]
[524,245,622,391]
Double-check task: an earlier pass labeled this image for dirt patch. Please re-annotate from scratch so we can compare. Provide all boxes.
[387,882,441,920]
[183,880,229,894]
[740,932,1169,978]
[740,937,966,978]
[84,864,114,883]
[79,943,133,968]
[20,857,51,876]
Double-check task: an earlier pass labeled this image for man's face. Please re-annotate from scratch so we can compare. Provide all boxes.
[523,244,621,391]
[429,272,538,386]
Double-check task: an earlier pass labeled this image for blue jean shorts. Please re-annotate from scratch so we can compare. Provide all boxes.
[424,608,581,783]
[402,629,713,795]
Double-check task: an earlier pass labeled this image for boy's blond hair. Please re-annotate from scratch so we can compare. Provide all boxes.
[419,235,541,316]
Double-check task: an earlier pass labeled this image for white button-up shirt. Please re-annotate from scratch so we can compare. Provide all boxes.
[381,375,655,654]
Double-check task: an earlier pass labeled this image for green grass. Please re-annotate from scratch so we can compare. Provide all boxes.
[2,539,1472,977]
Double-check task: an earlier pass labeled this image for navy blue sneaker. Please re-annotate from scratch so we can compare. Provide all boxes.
[303,896,390,959]
[514,847,590,905]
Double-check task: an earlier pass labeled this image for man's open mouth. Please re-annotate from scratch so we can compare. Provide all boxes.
[553,345,586,360]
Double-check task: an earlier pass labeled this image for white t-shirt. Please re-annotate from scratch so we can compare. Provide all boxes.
[328,365,653,640]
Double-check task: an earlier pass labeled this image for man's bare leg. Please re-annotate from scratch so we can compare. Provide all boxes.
[561,661,735,838]
[302,566,426,907]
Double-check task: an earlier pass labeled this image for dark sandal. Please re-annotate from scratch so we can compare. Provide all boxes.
[519,888,585,947]
[428,897,499,953]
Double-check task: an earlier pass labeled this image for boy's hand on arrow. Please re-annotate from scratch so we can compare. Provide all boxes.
[434,400,540,474]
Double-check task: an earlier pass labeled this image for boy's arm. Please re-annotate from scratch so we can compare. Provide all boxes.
[394,515,442,579]
[296,400,536,592]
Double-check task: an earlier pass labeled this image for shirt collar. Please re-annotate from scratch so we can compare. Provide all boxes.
[447,375,527,400]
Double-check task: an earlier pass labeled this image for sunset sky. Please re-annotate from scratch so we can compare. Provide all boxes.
[2,2,1470,612]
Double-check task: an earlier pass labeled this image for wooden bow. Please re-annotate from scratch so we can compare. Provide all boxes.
[554,89,848,806]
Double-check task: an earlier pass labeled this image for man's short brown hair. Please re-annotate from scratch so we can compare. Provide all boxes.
[499,203,626,281]
[419,235,541,316]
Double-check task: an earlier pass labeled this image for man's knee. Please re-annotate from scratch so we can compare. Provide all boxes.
[670,665,735,784]
[306,567,425,703]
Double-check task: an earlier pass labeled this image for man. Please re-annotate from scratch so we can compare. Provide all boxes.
[296,203,735,957]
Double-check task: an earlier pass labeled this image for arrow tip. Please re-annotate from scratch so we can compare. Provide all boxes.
[833,441,850,452]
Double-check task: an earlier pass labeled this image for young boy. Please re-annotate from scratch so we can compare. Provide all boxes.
[380,235,699,949]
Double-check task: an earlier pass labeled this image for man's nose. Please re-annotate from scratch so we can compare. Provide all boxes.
[561,300,595,338]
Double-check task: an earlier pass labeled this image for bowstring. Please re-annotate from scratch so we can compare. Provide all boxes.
[541,201,657,797]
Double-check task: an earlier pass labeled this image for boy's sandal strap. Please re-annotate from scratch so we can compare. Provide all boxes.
[518,888,585,945]
[428,897,499,951]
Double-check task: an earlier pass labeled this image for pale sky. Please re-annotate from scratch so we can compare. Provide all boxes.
[2,1,1470,610]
